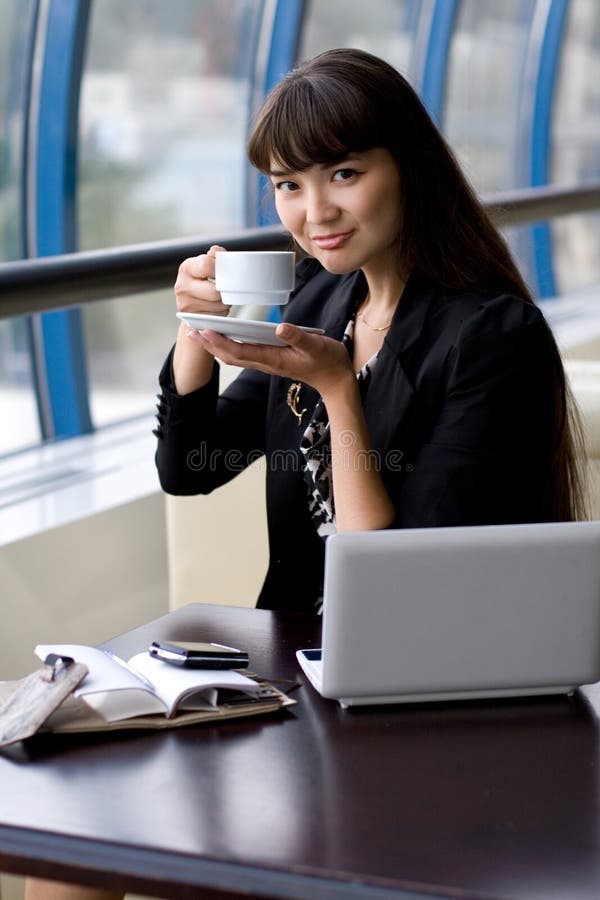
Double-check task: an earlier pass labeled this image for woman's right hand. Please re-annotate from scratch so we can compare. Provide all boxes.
[174,244,230,317]
[172,245,228,394]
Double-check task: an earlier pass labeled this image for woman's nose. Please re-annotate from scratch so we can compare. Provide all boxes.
[305,188,339,224]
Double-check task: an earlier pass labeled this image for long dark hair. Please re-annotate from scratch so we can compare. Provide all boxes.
[248,48,587,521]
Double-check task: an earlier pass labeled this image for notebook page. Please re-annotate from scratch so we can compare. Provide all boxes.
[128,652,262,716]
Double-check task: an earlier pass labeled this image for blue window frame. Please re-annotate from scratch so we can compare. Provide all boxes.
[418,0,459,124]
[529,0,569,298]
[31,0,92,438]
[254,0,305,322]
[2,0,585,454]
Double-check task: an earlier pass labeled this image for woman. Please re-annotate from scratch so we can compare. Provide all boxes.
[26,45,585,900]
[156,47,584,615]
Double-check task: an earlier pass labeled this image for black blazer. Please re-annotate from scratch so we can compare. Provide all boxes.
[156,259,558,612]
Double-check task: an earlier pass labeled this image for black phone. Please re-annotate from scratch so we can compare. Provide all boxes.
[148,640,249,669]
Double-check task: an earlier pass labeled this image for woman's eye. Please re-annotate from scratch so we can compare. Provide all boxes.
[274,180,298,193]
[333,168,357,182]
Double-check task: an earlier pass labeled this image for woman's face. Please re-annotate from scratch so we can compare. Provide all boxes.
[269,148,403,278]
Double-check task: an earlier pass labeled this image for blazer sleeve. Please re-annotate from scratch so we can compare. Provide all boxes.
[154,257,332,498]
[155,350,270,495]
[391,297,557,527]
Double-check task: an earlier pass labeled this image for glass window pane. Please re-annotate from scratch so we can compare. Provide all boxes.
[298,0,421,78]
[0,317,40,455]
[78,0,263,248]
[443,0,537,193]
[443,0,538,292]
[86,290,175,428]
[551,0,600,293]
[78,0,265,427]
[0,0,41,454]
[0,0,32,260]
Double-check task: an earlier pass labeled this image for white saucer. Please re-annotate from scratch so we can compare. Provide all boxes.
[177,312,324,347]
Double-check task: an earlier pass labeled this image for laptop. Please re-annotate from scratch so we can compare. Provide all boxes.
[296,521,600,707]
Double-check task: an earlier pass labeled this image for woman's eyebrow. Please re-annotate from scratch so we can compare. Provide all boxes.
[269,155,364,178]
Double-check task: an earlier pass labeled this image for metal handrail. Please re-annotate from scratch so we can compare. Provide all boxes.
[484,181,600,227]
[1,182,600,319]
[0,226,291,319]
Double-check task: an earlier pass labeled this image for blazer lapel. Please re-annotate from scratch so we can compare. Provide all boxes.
[287,270,367,417]
[277,267,438,459]
[363,272,439,455]
[320,269,366,339]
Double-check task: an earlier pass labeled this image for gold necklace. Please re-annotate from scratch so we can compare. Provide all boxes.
[357,305,392,332]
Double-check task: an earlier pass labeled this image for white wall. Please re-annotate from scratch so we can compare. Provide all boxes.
[166,458,267,610]
[0,493,168,681]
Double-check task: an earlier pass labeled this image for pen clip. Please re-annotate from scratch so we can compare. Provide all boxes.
[42,653,75,683]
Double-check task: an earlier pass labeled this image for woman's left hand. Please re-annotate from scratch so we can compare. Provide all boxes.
[189,322,354,396]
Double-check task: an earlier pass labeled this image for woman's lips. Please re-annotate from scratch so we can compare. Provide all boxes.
[310,231,353,250]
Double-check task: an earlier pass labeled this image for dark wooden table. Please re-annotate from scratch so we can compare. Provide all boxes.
[2,603,600,900]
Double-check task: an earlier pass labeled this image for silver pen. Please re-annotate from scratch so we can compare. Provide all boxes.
[103,649,155,691]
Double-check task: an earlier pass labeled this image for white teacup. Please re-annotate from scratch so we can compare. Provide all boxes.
[215,251,296,306]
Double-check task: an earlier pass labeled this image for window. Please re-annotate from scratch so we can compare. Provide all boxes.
[77,0,265,427]
[298,0,420,78]
[443,0,538,291]
[551,0,600,293]
[443,0,537,193]
[0,0,41,454]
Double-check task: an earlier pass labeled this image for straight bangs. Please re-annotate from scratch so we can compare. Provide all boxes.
[248,76,383,175]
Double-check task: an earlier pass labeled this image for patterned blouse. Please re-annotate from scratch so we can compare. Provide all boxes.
[299,315,379,539]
